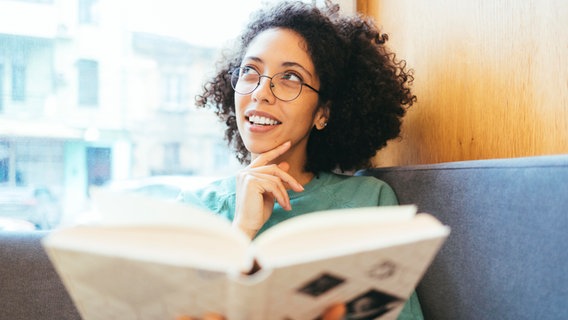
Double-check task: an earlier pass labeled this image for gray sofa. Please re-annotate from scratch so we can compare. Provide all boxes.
[1,154,567,319]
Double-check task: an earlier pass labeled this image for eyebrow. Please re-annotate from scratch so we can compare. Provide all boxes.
[282,61,314,79]
[242,56,315,79]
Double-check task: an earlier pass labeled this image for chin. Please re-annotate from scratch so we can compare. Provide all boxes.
[247,144,274,155]
[244,140,280,155]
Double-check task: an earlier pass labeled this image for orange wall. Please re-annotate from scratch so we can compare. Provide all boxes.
[358,0,568,166]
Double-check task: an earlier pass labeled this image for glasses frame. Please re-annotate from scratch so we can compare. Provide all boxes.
[229,67,319,102]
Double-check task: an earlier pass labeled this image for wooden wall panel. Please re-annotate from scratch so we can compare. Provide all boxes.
[357,0,568,166]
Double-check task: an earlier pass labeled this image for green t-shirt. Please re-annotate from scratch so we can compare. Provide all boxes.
[179,171,424,319]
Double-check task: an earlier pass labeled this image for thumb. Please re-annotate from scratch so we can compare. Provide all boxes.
[322,303,346,320]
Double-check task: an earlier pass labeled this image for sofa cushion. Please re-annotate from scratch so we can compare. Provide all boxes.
[0,231,81,320]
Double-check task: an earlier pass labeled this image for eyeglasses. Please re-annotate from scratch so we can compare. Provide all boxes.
[230,67,319,102]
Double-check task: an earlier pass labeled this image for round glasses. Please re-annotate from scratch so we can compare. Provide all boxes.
[230,67,319,102]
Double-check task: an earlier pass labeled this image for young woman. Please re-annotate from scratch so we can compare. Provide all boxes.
[179,1,419,319]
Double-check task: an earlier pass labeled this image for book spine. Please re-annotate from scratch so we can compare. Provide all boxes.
[225,269,271,320]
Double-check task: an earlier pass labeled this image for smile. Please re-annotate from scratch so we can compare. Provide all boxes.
[248,115,282,126]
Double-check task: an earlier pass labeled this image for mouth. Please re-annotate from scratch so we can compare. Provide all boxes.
[245,111,282,126]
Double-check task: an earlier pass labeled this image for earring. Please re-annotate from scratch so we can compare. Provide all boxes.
[319,121,327,129]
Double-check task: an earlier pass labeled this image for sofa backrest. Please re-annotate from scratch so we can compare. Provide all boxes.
[358,154,568,320]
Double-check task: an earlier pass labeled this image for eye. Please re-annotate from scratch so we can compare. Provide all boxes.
[240,66,257,75]
[279,72,302,83]
[239,66,259,82]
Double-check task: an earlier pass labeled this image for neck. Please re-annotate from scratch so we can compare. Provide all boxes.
[287,165,314,186]
[251,145,314,186]
[272,152,314,186]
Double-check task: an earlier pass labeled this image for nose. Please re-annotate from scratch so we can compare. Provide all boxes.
[251,75,276,103]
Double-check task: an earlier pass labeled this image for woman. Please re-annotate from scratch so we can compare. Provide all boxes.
[180,0,419,319]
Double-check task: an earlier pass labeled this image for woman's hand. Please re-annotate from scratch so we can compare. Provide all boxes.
[233,141,304,238]
[175,302,346,320]
[176,313,223,320]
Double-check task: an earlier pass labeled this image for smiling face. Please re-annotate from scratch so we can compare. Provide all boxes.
[235,28,328,167]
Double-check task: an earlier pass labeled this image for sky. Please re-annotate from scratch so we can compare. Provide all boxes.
[125,0,268,48]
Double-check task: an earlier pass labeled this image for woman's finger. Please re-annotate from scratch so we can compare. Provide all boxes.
[245,141,304,192]
[250,141,291,168]
[322,303,346,320]
[266,163,304,192]
[245,172,291,210]
[175,313,224,320]
[242,163,303,192]
[202,313,224,320]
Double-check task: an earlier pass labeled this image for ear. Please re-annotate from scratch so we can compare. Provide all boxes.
[314,103,330,130]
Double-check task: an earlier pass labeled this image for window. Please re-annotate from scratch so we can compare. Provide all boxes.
[16,0,54,3]
[163,142,180,169]
[0,0,334,230]
[0,64,4,111]
[0,141,9,183]
[11,64,26,102]
[0,158,7,183]
[78,0,99,25]
[86,147,111,187]
[161,73,187,112]
[77,59,99,106]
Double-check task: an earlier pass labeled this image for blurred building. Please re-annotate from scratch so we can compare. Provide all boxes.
[0,0,238,221]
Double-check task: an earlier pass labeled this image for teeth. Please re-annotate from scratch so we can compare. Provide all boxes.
[249,115,280,125]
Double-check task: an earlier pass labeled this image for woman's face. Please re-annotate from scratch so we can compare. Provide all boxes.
[235,28,327,163]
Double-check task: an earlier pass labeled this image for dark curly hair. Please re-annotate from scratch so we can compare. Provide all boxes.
[196,0,416,173]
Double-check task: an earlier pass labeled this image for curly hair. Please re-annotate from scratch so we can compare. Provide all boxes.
[196,0,416,173]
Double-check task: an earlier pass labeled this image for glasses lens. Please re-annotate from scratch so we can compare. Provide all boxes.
[272,73,302,101]
[230,69,306,101]
[231,68,259,94]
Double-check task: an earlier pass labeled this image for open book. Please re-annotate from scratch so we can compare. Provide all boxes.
[43,189,450,320]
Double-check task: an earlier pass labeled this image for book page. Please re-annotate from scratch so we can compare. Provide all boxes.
[259,234,448,320]
[254,205,416,249]
[89,187,234,231]
[253,206,448,268]
[51,188,253,268]
[44,224,250,272]
[45,246,234,320]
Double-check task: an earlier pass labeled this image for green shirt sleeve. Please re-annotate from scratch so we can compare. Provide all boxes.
[398,291,425,320]
[377,179,399,206]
